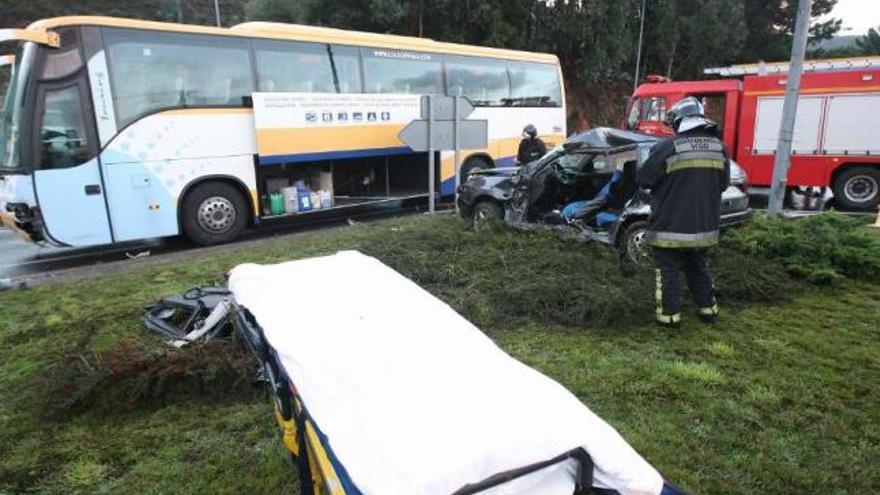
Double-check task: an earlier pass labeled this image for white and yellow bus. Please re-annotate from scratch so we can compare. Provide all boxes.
[0,16,565,246]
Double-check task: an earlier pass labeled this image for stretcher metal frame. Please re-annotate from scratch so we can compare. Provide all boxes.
[230,300,599,495]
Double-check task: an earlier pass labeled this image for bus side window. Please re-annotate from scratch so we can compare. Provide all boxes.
[102,28,254,128]
[362,49,442,94]
[39,85,91,169]
[507,62,561,107]
[329,45,362,93]
[254,40,336,93]
[444,56,509,107]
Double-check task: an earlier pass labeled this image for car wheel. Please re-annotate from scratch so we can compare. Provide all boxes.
[181,181,249,246]
[472,201,503,231]
[832,167,880,211]
[621,220,652,268]
[460,156,493,183]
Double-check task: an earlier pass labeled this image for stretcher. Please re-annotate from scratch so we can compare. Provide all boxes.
[227,251,690,495]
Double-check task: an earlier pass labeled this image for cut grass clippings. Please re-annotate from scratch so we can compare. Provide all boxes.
[0,213,878,494]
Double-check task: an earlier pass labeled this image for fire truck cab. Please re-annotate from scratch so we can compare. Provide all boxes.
[625,58,880,210]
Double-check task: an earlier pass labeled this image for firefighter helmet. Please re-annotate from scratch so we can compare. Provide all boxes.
[665,97,705,131]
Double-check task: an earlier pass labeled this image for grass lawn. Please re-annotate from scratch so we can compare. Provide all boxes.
[1,214,878,494]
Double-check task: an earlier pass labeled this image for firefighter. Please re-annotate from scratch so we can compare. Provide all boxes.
[516,124,547,166]
[636,97,730,328]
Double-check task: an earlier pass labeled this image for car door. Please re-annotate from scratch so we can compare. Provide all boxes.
[31,60,113,246]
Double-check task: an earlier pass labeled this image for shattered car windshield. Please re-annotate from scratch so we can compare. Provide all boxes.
[557,152,593,172]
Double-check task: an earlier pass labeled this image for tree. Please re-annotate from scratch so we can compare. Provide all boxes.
[244,0,309,24]
[855,26,880,55]
[638,0,746,80]
[740,0,841,62]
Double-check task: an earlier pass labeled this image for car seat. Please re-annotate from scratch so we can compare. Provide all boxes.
[594,160,638,227]
[561,160,637,226]
[560,170,621,222]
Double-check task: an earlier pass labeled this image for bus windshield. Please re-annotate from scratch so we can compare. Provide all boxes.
[0,43,35,171]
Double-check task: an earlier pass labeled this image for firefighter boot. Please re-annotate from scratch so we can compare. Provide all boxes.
[697,304,719,324]
[653,249,683,329]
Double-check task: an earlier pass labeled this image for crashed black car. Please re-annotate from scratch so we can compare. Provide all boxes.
[456,128,751,264]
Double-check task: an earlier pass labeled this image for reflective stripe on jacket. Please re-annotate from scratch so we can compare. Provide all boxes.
[636,129,730,249]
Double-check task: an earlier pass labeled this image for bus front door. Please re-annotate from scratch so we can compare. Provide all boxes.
[31,76,112,246]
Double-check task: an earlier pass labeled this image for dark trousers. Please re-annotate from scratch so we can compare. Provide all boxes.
[652,247,716,317]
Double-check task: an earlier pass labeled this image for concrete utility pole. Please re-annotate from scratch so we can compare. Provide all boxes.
[768,0,813,215]
[214,0,222,27]
[633,0,647,92]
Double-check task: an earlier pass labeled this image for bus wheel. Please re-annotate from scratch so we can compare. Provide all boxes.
[181,181,248,246]
[833,167,880,211]
[460,156,492,183]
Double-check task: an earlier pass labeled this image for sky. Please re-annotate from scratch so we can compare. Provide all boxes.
[824,0,880,35]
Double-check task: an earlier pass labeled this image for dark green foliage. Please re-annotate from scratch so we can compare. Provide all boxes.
[710,246,802,304]
[0,0,247,29]
[0,0,847,128]
[0,215,878,494]
[856,26,880,55]
[344,218,803,330]
[739,0,840,62]
[724,212,880,285]
[637,0,747,80]
[358,225,657,328]
[30,337,257,418]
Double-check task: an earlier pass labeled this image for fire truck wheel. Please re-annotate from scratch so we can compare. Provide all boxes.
[833,167,880,211]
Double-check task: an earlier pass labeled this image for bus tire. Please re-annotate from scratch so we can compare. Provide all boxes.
[832,166,880,211]
[181,181,248,246]
[460,156,493,183]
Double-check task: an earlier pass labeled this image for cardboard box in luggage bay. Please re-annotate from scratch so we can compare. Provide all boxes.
[252,92,422,165]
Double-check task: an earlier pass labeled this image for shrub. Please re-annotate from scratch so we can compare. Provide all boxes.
[357,217,800,329]
[723,212,880,285]
[30,337,257,418]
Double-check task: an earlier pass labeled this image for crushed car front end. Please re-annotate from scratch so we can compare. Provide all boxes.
[456,167,518,219]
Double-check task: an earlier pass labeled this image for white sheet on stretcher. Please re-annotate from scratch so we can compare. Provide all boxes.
[228,251,664,495]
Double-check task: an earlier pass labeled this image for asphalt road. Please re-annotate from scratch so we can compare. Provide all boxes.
[0,198,436,284]
[0,226,179,280]
[0,192,874,285]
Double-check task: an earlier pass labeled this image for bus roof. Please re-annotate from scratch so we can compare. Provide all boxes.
[23,16,559,64]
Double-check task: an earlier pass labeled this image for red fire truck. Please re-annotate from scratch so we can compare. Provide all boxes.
[625,57,880,210]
